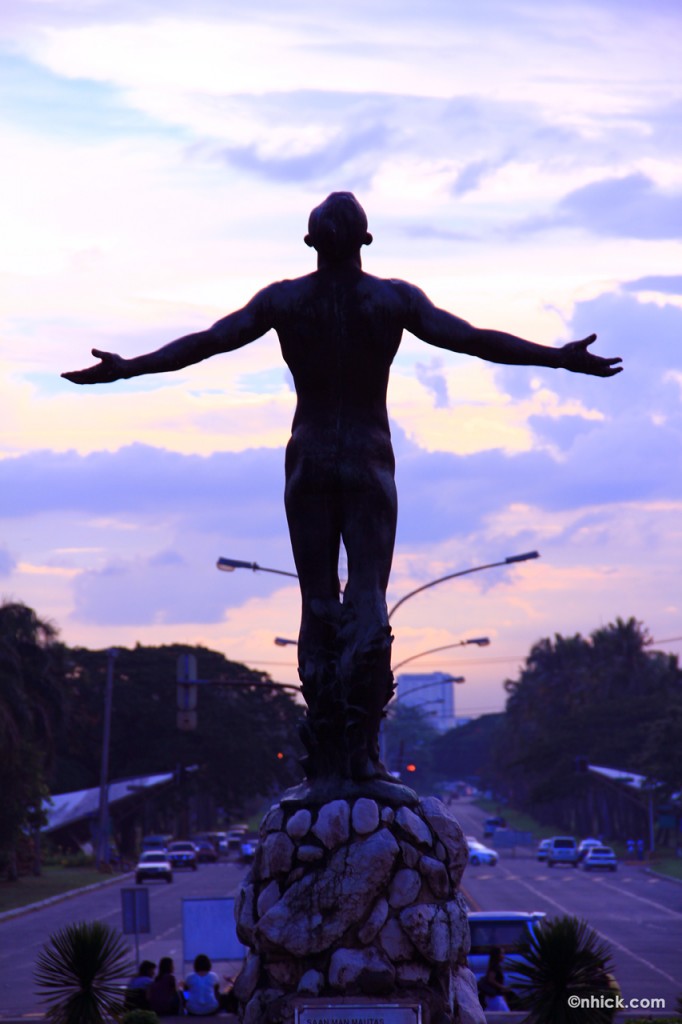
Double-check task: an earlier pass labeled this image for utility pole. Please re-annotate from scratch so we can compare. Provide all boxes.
[96,648,118,870]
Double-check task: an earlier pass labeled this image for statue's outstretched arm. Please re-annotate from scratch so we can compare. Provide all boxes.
[402,283,622,378]
[62,287,275,385]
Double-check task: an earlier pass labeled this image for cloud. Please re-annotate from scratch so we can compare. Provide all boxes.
[414,358,450,408]
[520,173,682,240]
[623,275,682,296]
[215,121,391,187]
[0,548,16,577]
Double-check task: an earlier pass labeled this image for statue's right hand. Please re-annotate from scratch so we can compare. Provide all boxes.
[61,349,128,385]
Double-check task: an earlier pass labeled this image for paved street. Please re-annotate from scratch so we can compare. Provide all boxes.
[455,798,682,1014]
[1,803,681,1019]
[0,858,249,1018]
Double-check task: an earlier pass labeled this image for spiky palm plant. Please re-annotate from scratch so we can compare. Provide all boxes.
[509,914,617,1024]
[34,920,133,1024]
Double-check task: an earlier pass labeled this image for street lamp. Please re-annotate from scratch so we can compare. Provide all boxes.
[392,637,490,673]
[387,551,539,620]
[216,557,298,579]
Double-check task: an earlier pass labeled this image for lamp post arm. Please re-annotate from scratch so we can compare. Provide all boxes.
[217,557,299,579]
[387,552,539,620]
[392,639,488,673]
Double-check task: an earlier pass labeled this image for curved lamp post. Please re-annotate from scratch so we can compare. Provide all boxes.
[387,551,539,620]
[216,557,298,579]
[392,637,489,673]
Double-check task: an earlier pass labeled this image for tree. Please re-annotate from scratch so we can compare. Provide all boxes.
[382,702,440,788]
[493,618,682,825]
[0,601,64,878]
[431,713,504,788]
[53,643,305,829]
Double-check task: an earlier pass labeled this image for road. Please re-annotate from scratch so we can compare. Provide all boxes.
[2,804,681,1018]
[453,798,682,1013]
[0,858,249,1019]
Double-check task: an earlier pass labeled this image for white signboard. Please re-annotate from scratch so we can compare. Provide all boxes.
[182,897,246,962]
[296,1004,421,1024]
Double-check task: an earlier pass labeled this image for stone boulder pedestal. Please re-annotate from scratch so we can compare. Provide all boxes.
[231,791,485,1024]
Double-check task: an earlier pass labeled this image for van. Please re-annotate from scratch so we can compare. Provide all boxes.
[546,835,578,867]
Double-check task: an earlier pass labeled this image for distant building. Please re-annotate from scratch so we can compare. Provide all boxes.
[395,672,468,733]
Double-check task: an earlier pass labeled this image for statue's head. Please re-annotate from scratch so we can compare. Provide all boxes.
[305,192,373,261]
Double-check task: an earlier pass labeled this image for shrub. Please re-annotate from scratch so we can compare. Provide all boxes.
[34,920,132,1023]
[509,914,618,1023]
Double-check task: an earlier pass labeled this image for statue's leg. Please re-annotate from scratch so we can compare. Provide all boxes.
[339,458,398,774]
[284,448,347,775]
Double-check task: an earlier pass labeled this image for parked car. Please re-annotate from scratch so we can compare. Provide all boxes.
[167,840,199,870]
[135,850,173,884]
[482,816,506,838]
[466,836,498,866]
[546,836,579,867]
[467,910,546,1006]
[227,826,249,852]
[194,839,218,863]
[240,840,256,863]
[581,846,618,872]
[577,837,603,861]
[536,838,552,861]
[141,834,172,854]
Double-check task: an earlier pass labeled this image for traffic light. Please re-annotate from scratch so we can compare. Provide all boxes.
[406,763,417,773]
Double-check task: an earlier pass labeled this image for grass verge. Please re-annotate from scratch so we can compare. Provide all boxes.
[0,866,109,914]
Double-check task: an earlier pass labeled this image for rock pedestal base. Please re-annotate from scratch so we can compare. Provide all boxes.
[232,789,485,1024]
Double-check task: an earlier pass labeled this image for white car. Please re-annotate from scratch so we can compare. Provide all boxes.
[577,837,602,861]
[581,846,618,872]
[546,836,579,867]
[466,836,498,866]
[135,850,173,884]
[536,838,552,861]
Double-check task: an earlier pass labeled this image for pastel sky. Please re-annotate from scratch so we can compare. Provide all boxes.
[2,0,681,719]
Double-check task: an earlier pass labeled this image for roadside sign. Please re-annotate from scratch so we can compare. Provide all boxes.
[182,897,246,962]
[121,887,150,965]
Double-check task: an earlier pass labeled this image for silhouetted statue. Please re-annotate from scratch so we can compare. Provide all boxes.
[63,192,622,784]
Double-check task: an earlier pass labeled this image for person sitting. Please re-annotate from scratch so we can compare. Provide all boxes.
[479,946,513,1011]
[148,956,182,1017]
[125,960,156,1010]
[183,953,221,1016]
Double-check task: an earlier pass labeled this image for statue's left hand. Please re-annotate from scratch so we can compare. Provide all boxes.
[560,335,622,377]
[61,349,129,385]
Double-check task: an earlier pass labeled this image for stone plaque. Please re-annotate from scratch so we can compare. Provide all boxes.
[296,1004,421,1024]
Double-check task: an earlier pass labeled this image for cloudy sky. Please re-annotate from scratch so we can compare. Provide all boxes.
[2,0,681,719]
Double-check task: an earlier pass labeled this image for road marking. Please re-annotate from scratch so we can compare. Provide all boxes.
[498,866,681,987]
[589,877,682,918]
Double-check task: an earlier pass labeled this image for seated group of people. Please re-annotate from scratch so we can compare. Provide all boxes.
[126,954,236,1017]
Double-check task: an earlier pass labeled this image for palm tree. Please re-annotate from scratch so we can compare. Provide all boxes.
[34,921,133,1024]
[510,915,618,1023]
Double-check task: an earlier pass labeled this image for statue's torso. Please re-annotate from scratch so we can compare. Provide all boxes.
[269,268,406,462]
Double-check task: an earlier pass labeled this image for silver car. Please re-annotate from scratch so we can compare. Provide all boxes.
[466,836,498,866]
[135,850,173,884]
[581,846,617,872]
